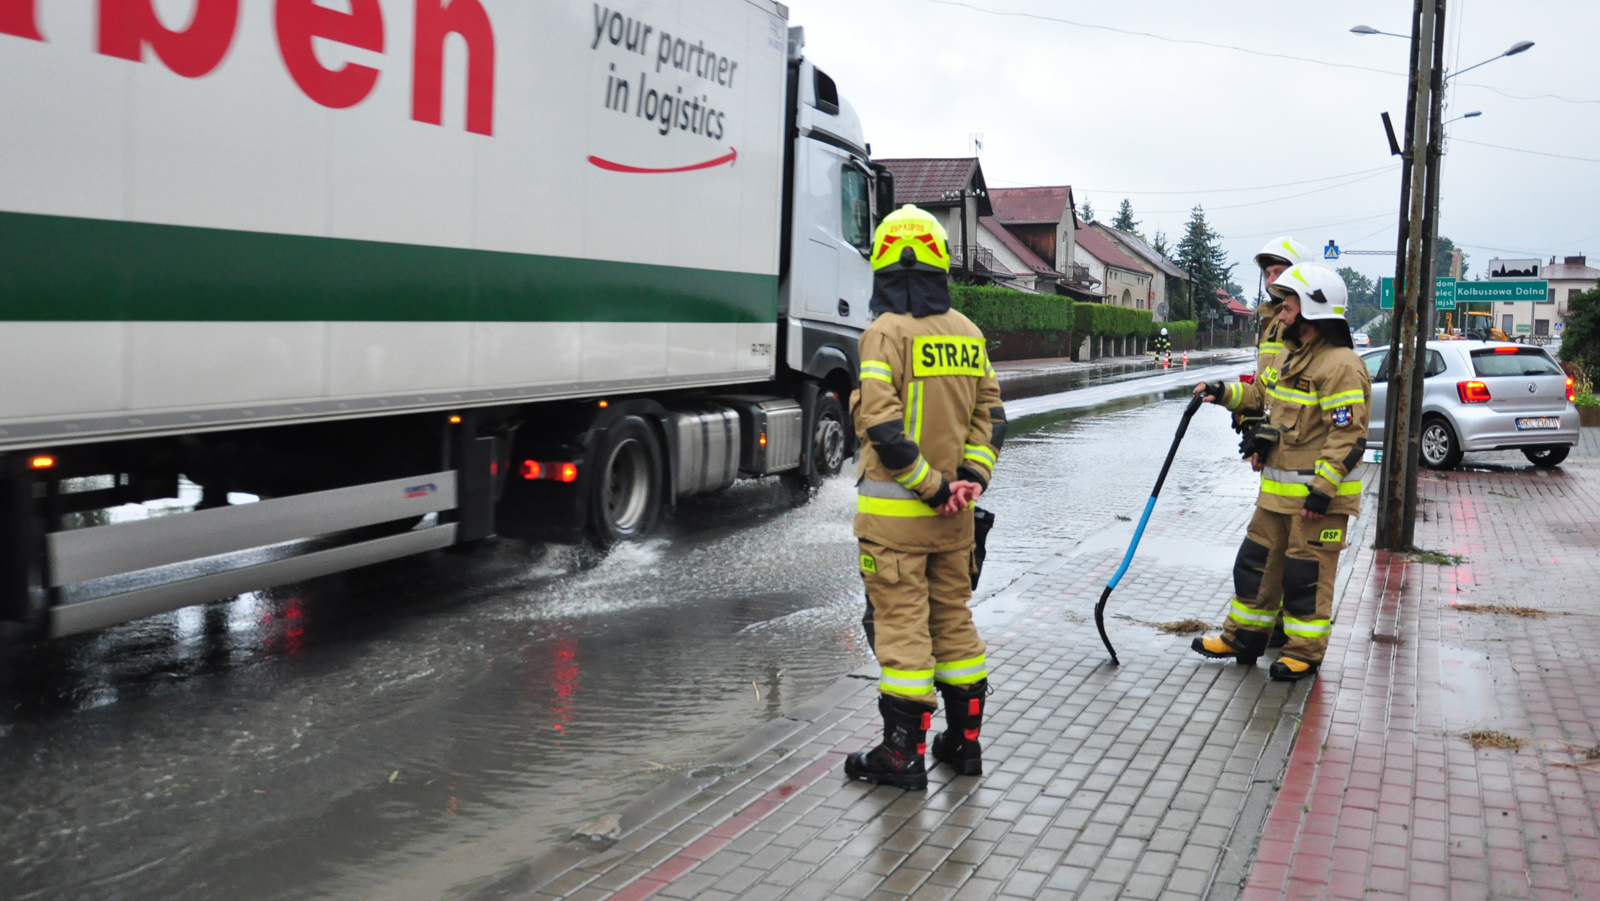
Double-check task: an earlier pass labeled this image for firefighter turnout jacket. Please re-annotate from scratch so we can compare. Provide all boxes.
[1220,330,1372,516]
[1255,301,1287,394]
[853,311,1004,554]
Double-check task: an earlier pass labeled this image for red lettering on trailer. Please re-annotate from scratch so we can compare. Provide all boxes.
[275,0,384,109]
[0,0,43,41]
[98,0,240,78]
[412,0,496,136]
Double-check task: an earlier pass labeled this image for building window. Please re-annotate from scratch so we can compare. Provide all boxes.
[1535,319,1549,336]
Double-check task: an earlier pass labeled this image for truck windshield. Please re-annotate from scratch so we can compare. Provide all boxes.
[1470,348,1562,377]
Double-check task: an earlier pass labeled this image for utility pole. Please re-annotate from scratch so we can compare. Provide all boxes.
[1376,0,1439,550]
[1402,0,1449,547]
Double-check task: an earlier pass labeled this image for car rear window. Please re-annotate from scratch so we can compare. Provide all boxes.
[1470,348,1563,377]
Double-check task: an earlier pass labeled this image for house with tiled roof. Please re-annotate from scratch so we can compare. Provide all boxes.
[874,158,1010,282]
[1074,222,1155,312]
[1091,224,1189,322]
[975,216,1062,294]
[988,186,1101,300]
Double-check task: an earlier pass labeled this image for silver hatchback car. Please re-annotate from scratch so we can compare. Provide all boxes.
[1360,340,1579,469]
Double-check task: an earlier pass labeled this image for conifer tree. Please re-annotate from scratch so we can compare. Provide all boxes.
[1111,199,1142,239]
[1078,199,1094,222]
[1175,205,1234,325]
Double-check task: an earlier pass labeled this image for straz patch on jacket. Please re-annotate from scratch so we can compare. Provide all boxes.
[860,554,877,574]
[1332,406,1353,427]
[913,335,987,377]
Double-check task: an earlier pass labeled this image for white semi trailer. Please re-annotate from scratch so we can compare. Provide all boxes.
[0,0,890,639]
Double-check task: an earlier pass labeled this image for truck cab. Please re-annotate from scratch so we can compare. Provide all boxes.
[781,32,883,401]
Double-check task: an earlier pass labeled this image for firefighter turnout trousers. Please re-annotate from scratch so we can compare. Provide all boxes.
[860,541,987,707]
[1222,507,1347,664]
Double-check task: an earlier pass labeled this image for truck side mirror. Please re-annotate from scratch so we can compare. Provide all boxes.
[872,166,894,223]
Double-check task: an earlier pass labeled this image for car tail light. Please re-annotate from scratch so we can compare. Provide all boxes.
[29,455,55,469]
[521,460,542,480]
[559,462,578,483]
[1240,374,1255,384]
[1568,377,1577,403]
[1457,380,1491,403]
[1493,346,1520,354]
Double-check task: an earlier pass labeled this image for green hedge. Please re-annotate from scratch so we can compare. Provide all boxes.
[1162,320,1197,344]
[1073,303,1154,337]
[950,285,1075,333]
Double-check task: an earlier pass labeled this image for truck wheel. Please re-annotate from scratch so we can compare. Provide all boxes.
[1522,445,1569,467]
[588,412,662,544]
[587,415,663,545]
[783,391,848,496]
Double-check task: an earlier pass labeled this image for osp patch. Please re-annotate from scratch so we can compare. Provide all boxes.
[1319,529,1344,543]
[860,554,877,574]
[1332,405,1353,427]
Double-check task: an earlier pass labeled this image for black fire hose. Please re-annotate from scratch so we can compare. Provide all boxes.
[1094,394,1205,665]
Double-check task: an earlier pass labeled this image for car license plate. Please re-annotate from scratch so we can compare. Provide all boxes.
[1516,417,1560,430]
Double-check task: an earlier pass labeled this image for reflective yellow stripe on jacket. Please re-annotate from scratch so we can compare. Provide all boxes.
[858,479,939,517]
[880,665,935,697]
[1261,465,1365,497]
[1319,389,1366,410]
[905,380,925,444]
[861,359,893,383]
[963,444,996,468]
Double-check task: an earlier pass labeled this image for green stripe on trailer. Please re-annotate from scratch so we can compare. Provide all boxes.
[0,212,777,323]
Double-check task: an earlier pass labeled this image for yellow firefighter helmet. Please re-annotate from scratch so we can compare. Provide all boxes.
[871,204,951,273]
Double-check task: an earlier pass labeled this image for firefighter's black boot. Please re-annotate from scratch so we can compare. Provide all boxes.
[931,680,986,776]
[1191,629,1268,667]
[1267,618,1289,649]
[1269,656,1319,682]
[844,694,930,791]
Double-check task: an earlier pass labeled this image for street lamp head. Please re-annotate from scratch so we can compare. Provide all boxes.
[1463,110,1482,119]
[1350,25,1380,35]
[1505,40,1535,56]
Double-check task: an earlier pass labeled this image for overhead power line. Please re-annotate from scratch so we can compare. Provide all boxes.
[1451,138,1600,164]
[1136,167,1400,215]
[909,0,1403,76]
[1070,165,1400,197]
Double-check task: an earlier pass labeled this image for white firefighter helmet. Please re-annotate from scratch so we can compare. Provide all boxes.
[1268,263,1348,321]
[1254,237,1313,273]
[1159,327,1168,336]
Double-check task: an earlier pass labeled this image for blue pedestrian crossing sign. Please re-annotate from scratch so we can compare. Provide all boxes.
[1324,240,1340,260]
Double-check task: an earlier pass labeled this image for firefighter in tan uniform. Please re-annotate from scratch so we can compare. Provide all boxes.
[845,205,1005,790]
[1191,264,1370,681]
[1238,237,1315,648]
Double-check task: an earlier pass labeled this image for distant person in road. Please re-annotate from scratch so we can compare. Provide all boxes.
[1154,327,1171,366]
[1190,263,1371,681]
[846,204,1005,790]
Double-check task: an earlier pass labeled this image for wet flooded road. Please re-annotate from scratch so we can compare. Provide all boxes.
[0,361,1257,901]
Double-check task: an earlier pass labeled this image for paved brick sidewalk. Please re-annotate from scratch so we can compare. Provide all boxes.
[486,453,1337,901]
[1240,429,1600,901]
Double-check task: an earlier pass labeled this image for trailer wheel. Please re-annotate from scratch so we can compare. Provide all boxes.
[587,415,664,545]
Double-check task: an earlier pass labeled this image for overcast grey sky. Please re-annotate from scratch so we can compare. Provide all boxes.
[790,0,1600,292]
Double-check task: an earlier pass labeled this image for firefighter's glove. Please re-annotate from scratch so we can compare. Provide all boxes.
[1238,423,1280,462]
[1302,490,1332,516]
[1232,409,1266,435]
[1202,382,1227,404]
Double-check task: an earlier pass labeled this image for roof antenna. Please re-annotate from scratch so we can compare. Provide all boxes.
[969,133,983,155]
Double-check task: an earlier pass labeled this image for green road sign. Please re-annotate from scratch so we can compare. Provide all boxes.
[1454,279,1548,302]
[1380,276,1457,310]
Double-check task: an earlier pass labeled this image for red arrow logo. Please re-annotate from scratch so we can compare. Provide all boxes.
[588,147,738,174]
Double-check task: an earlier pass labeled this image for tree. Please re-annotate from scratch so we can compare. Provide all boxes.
[1174,205,1234,326]
[1111,199,1143,239]
[1151,231,1170,257]
[1078,199,1094,222]
[1337,266,1381,330]
[1559,284,1600,389]
[1435,235,1469,279]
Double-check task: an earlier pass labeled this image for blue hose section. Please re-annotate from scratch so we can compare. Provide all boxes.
[1107,495,1158,590]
